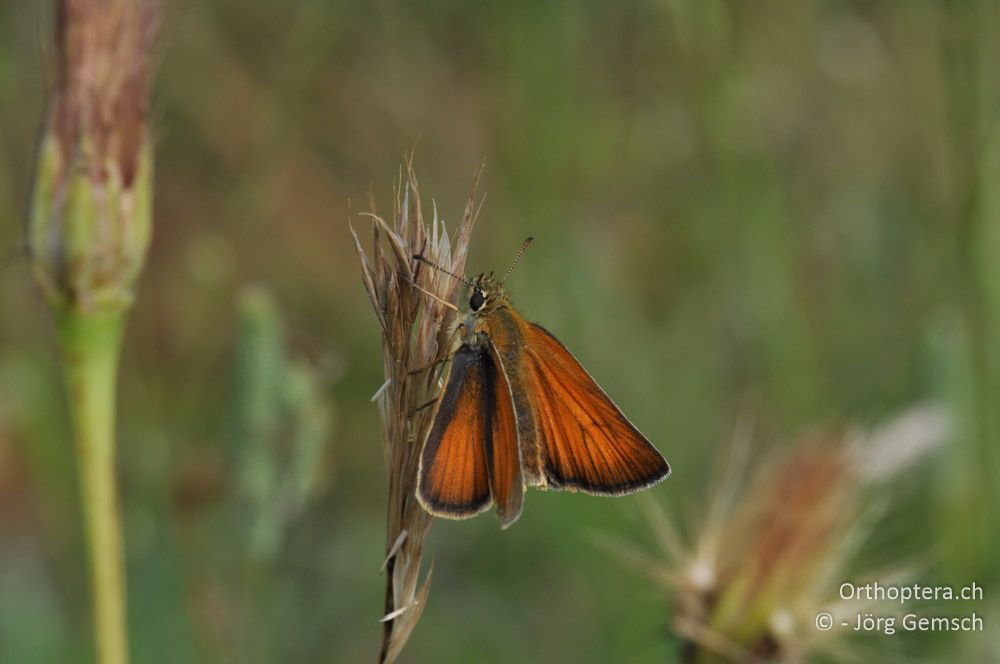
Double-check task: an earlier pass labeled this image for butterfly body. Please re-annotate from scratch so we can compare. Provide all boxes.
[418,271,670,528]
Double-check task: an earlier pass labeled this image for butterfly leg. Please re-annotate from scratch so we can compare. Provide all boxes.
[408,356,447,376]
[411,395,440,414]
[407,333,465,416]
[407,323,465,375]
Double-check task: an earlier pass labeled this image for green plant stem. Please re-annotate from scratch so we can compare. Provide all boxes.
[56,308,129,664]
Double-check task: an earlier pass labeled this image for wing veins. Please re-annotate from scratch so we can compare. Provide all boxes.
[531,351,636,480]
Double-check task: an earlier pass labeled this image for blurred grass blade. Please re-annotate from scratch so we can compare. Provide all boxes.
[232,285,332,562]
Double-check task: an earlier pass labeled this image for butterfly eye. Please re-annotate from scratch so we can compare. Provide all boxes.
[469,289,486,311]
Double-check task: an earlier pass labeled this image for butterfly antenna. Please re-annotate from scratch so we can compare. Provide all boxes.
[501,236,533,284]
[412,253,476,288]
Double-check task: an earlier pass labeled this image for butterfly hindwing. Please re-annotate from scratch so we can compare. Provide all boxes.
[485,345,524,528]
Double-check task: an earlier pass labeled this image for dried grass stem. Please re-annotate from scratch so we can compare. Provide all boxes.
[352,161,481,663]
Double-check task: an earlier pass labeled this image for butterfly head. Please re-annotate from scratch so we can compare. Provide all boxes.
[469,272,505,313]
[413,237,532,316]
[468,236,533,313]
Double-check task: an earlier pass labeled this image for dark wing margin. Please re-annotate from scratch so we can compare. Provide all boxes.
[522,323,670,495]
[417,346,492,518]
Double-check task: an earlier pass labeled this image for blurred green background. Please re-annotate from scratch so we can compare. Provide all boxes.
[1,1,998,662]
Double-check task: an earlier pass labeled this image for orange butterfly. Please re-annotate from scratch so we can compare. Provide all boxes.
[415,238,670,528]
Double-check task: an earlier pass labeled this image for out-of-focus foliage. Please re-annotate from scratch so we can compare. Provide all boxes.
[231,285,331,563]
[0,1,997,662]
[599,407,954,663]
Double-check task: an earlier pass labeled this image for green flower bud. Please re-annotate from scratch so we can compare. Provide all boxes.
[29,0,158,315]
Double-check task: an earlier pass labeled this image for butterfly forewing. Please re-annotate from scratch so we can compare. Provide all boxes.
[418,347,492,517]
[520,322,671,494]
